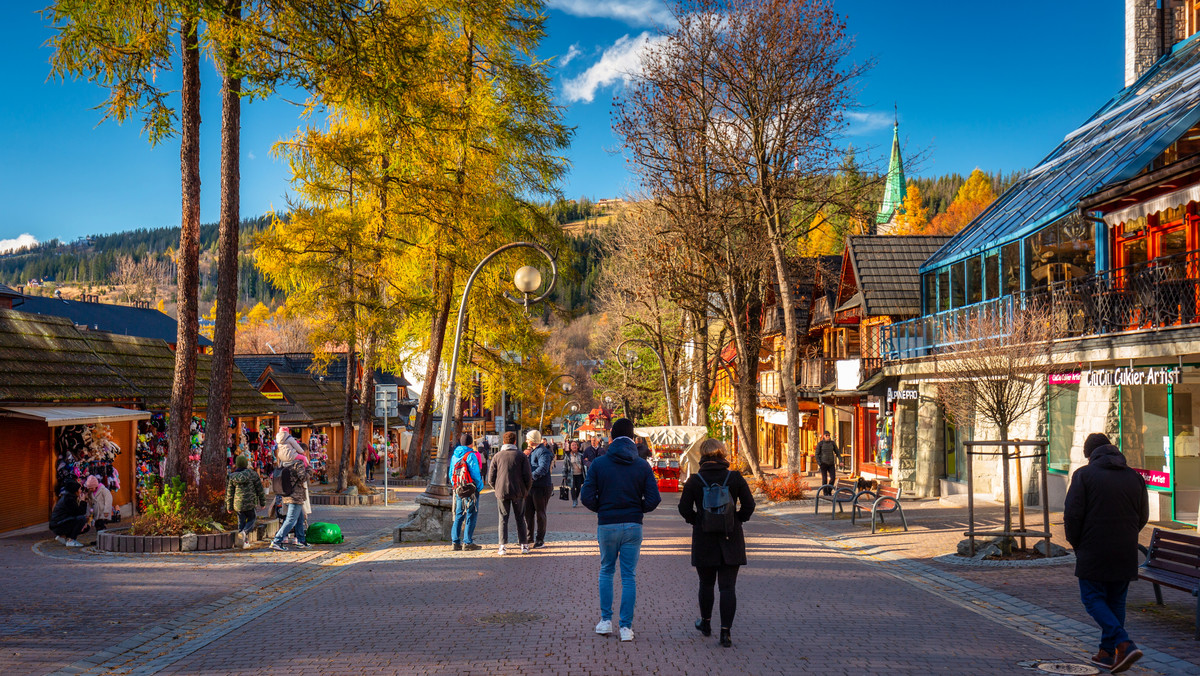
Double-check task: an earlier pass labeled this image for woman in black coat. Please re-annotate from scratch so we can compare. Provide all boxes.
[678,440,755,647]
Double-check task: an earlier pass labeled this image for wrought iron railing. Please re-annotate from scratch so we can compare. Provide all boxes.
[884,250,1200,360]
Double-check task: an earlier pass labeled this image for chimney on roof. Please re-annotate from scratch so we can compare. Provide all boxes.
[1126,0,1187,86]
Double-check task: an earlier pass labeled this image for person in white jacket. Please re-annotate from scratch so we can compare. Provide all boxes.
[84,475,113,532]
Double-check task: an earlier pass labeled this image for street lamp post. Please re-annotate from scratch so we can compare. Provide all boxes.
[538,374,576,432]
[616,337,677,426]
[600,389,625,417]
[396,242,556,543]
[560,400,580,438]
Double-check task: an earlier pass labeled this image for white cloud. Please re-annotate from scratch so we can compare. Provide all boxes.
[545,0,673,27]
[248,151,257,160]
[0,233,37,255]
[845,111,894,136]
[563,32,666,103]
[559,44,582,68]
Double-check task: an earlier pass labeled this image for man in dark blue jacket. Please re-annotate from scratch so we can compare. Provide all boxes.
[1064,433,1149,674]
[524,430,555,548]
[581,418,661,642]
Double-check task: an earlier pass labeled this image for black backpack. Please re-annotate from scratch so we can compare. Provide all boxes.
[271,465,295,497]
[698,471,737,534]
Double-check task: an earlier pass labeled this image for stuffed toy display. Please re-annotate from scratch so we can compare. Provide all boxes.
[255,424,278,479]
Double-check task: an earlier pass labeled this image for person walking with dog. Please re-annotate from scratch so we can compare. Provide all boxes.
[815,431,841,496]
[449,434,483,552]
[581,418,661,642]
[678,439,755,648]
[487,431,533,555]
[1064,433,1149,673]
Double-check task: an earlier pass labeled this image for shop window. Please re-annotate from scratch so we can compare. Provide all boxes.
[984,251,1000,300]
[937,271,946,311]
[1173,382,1200,525]
[1001,241,1021,295]
[1118,385,1170,484]
[1142,118,1200,173]
[923,273,936,315]
[967,255,982,304]
[1026,217,1095,288]
[951,263,966,308]
[943,415,968,481]
[1047,384,1078,473]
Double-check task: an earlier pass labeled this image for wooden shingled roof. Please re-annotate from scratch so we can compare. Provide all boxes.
[0,308,139,403]
[262,368,345,425]
[843,235,952,317]
[81,332,273,416]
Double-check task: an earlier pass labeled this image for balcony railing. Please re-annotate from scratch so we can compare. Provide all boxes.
[884,250,1200,360]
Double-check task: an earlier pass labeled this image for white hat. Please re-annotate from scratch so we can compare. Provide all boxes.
[526,429,543,445]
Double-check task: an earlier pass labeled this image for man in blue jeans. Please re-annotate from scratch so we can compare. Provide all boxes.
[449,434,483,551]
[1064,433,1149,674]
[581,418,661,642]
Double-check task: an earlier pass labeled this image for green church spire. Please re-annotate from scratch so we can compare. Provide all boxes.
[876,120,906,228]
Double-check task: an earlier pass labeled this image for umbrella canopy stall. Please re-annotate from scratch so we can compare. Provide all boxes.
[634,425,708,490]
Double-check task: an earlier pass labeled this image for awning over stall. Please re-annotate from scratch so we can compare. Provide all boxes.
[0,406,151,427]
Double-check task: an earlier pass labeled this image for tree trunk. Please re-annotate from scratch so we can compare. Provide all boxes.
[766,237,802,476]
[356,337,375,479]
[689,313,711,426]
[728,285,765,480]
[167,16,201,484]
[407,258,453,477]
[200,0,242,500]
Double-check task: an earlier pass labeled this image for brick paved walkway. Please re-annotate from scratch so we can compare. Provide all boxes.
[2,487,1197,675]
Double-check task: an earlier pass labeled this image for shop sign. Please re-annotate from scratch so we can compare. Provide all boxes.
[1083,367,1180,387]
[1134,468,1171,489]
[1049,372,1080,385]
[263,391,284,400]
[886,388,918,404]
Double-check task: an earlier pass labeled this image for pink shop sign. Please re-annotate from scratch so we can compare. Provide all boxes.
[1049,372,1081,385]
[1134,468,1171,488]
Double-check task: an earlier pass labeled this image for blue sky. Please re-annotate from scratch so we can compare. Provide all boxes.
[0,1,1123,248]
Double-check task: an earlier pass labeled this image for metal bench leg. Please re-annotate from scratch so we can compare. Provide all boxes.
[898,506,908,532]
[871,510,878,535]
[1153,583,1163,605]
[1194,594,1198,640]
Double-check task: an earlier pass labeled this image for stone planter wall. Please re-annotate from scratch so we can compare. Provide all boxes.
[309,493,385,506]
[97,528,235,553]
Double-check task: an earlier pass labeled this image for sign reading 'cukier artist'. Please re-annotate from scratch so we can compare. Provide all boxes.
[1084,367,1181,387]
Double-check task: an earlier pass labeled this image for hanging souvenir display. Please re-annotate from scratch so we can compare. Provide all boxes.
[255,423,278,479]
[227,420,250,469]
[188,415,205,484]
[308,432,330,484]
[135,414,168,509]
[56,422,122,495]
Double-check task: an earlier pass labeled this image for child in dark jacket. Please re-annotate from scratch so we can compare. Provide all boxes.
[50,482,89,547]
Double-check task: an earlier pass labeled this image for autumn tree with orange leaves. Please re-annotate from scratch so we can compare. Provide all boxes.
[927,169,996,235]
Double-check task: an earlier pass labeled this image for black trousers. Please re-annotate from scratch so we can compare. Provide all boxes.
[570,474,584,503]
[697,565,740,629]
[819,463,837,495]
[524,485,553,544]
[51,515,88,540]
[498,497,528,545]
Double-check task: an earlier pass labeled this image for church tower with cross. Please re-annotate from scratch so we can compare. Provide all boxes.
[874,117,906,235]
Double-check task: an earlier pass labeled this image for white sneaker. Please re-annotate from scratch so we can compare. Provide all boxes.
[55,535,67,545]
[497,545,506,556]
[66,539,85,548]
[594,620,612,635]
[619,627,634,642]
[521,544,530,554]
[242,540,253,549]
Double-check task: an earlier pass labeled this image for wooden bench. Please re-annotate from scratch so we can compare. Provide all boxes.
[851,485,908,534]
[814,478,866,520]
[1138,528,1200,640]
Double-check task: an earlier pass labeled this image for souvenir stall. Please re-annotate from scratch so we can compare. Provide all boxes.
[308,430,330,483]
[135,414,169,510]
[635,426,708,491]
[56,423,123,495]
[638,425,710,485]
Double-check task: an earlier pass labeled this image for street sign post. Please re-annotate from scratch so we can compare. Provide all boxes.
[375,384,399,506]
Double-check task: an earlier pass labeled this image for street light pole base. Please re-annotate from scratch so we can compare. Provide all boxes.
[393,490,454,543]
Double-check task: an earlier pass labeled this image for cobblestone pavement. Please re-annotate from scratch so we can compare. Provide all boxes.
[3,486,1197,675]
